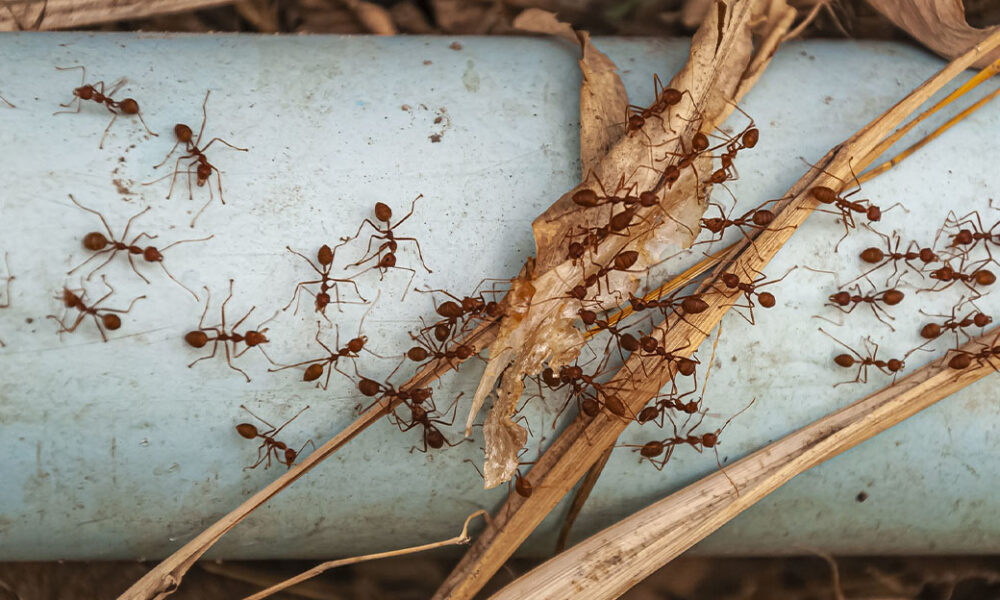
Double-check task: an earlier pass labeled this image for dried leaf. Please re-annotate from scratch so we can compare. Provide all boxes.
[868,0,1000,69]
[341,0,398,35]
[513,9,629,177]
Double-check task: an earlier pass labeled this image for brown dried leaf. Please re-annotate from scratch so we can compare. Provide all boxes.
[513,9,629,177]
[868,0,1000,69]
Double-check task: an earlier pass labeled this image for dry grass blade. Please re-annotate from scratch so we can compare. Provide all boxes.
[0,0,236,30]
[487,328,1000,600]
[243,510,488,600]
[432,28,1000,600]
[116,319,499,600]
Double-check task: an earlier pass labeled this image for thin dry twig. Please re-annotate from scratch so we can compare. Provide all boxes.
[243,510,488,600]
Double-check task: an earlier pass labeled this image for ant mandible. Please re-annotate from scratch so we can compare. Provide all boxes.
[65,195,210,299]
[47,275,146,343]
[54,65,157,148]
[145,90,248,227]
[236,404,315,470]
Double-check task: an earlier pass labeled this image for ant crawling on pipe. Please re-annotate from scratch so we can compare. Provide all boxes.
[236,404,315,470]
[54,65,157,148]
[47,275,145,343]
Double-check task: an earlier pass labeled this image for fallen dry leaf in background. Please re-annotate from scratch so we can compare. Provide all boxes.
[867,0,1000,68]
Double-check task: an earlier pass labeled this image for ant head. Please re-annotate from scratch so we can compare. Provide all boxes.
[919,248,937,263]
[691,133,709,152]
[920,323,942,339]
[683,400,699,414]
[702,217,725,233]
[638,191,659,207]
[437,300,463,319]
[347,336,366,353]
[742,128,759,148]
[570,284,588,301]
[930,265,952,280]
[283,448,297,465]
[860,247,884,264]
[567,241,585,260]
[974,313,993,327]
[61,288,81,307]
[74,85,95,100]
[118,98,140,115]
[407,346,428,362]
[485,302,503,318]
[562,365,583,381]
[757,291,776,308]
[572,189,600,208]
[185,331,209,348]
[882,289,904,305]
[174,124,193,143]
[676,358,696,377]
[142,247,163,262]
[974,270,996,286]
[886,358,904,372]
[834,353,855,368]
[83,232,109,251]
[664,165,681,185]
[809,186,836,204]
[235,423,258,439]
[829,291,851,306]
[541,367,559,387]
[358,378,382,397]
[701,432,719,448]
[952,229,974,246]
[721,273,740,288]
[627,114,644,132]
[245,330,268,346]
[682,296,708,314]
[709,169,728,184]
[460,297,480,312]
[662,88,682,106]
[317,244,334,266]
[196,162,212,185]
[948,353,972,370]
[102,314,122,330]
[374,202,393,222]
[752,210,775,227]
[641,440,664,458]
[303,363,324,382]
[411,388,433,404]
[866,206,882,222]
[379,253,396,268]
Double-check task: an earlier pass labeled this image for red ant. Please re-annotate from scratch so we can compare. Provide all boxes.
[824,279,905,331]
[0,253,13,347]
[358,374,463,452]
[416,284,506,342]
[717,266,796,325]
[405,327,478,370]
[851,226,939,286]
[283,244,367,319]
[338,195,432,297]
[184,279,277,382]
[819,328,908,386]
[920,257,996,295]
[623,75,691,136]
[936,210,1000,263]
[54,65,157,149]
[145,90,248,227]
[698,198,789,256]
[65,194,209,300]
[236,404,315,470]
[944,333,1000,371]
[47,276,145,343]
[805,162,899,251]
[918,298,993,345]
[623,400,749,471]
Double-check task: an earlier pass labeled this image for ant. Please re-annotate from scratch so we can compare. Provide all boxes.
[185,279,277,382]
[65,194,209,300]
[270,299,380,389]
[54,65,157,149]
[146,90,248,227]
[623,75,690,136]
[236,404,315,470]
[819,328,908,386]
[338,196,432,297]
[47,275,145,343]
[717,266,796,325]
[805,162,898,251]
[851,227,938,286]
[283,244,367,319]
[920,257,996,295]
[357,373,462,452]
[417,284,506,342]
[944,334,1000,371]
[0,253,13,347]
[918,298,993,346]
[936,210,1000,263]
[405,326,477,370]
[824,278,905,331]
[698,198,788,256]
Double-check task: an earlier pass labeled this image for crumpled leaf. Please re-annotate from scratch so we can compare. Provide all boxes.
[469,0,758,489]
[514,9,629,176]
[868,0,1000,69]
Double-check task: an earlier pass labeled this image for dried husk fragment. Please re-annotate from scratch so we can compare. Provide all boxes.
[433,19,1000,600]
[868,0,1000,69]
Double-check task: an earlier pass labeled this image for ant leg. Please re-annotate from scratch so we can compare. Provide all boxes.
[398,266,418,301]
[393,236,433,273]
[224,341,251,382]
[67,194,117,240]
[190,188,215,228]
[99,111,119,149]
[188,340,220,368]
[158,262,199,300]
[126,252,151,284]
[152,140,183,170]
[391,194,424,229]
[195,288,213,329]
[200,137,249,153]
[283,279,322,313]
[348,233,390,268]
[134,110,157,138]
[195,90,211,147]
